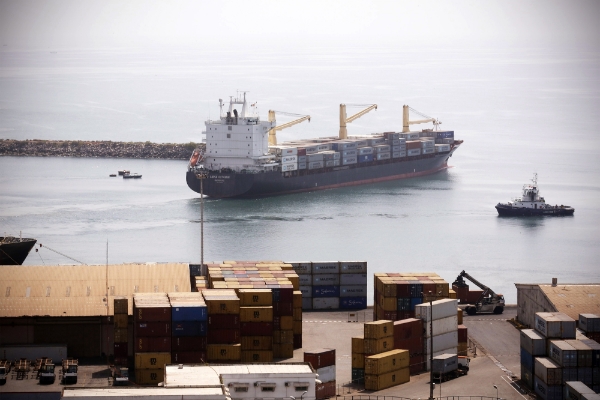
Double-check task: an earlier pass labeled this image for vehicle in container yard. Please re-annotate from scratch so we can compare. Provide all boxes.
[0,235,37,265]
[112,366,130,386]
[0,360,9,385]
[495,173,574,216]
[61,358,78,384]
[453,270,504,315]
[38,358,56,384]
[186,94,462,198]
[431,353,469,382]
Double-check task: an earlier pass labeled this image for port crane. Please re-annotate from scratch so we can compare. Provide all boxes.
[339,104,378,139]
[453,270,505,315]
[268,110,311,145]
[402,105,441,132]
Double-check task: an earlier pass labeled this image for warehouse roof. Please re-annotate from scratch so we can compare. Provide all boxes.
[515,283,600,321]
[0,263,191,317]
[62,387,229,399]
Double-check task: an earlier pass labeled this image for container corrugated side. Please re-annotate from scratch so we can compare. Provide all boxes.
[535,357,562,385]
[521,329,547,356]
[365,349,409,375]
[288,262,312,275]
[565,339,593,367]
[312,274,340,286]
[549,340,577,367]
[340,297,367,309]
[134,352,171,369]
[312,262,340,274]
[312,285,340,298]
[352,337,365,354]
[566,381,597,400]
[238,289,273,306]
[364,337,394,354]
[312,297,339,310]
[241,350,273,363]
[340,273,367,286]
[424,315,458,338]
[304,348,336,369]
[415,299,458,322]
[365,320,394,339]
[206,344,241,361]
[536,312,576,339]
[364,367,410,391]
[579,314,600,333]
[534,376,563,400]
[135,368,164,385]
[339,261,367,273]
[340,285,367,297]
[424,331,458,354]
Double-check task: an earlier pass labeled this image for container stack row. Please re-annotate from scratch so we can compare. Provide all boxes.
[203,289,241,363]
[365,349,410,391]
[458,324,468,356]
[113,297,129,368]
[374,273,450,321]
[272,287,295,358]
[394,318,425,374]
[206,261,299,291]
[238,289,273,363]
[169,292,208,364]
[304,348,336,400]
[520,311,600,399]
[290,261,368,311]
[580,314,600,343]
[415,298,459,371]
[351,320,394,385]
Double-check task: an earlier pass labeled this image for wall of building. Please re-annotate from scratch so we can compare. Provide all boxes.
[515,284,557,328]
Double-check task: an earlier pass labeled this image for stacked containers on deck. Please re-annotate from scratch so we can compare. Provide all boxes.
[168,292,207,364]
[238,289,273,363]
[393,318,425,374]
[272,286,295,358]
[579,314,600,343]
[113,297,129,367]
[202,289,241,362]
[385,132,407,159]
[305,348,336,400]
[420,138,435,155]
[374,273,450,322]
[293,290,303,349]
[365,349,410,390]
[415,298,459,371]
[351,336,366,384]
[194,276,208,292]
[133,293,171,385]
[520,328,547,390]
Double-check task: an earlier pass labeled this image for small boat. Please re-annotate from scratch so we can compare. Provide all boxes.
[123,173,142,179]
[495,174,574,216]
[0,235,37,265]
[118,170,130,176]
[109,174,117,177]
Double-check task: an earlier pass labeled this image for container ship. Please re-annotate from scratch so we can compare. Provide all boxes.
[186,94,462,198]
[0,235,37,265]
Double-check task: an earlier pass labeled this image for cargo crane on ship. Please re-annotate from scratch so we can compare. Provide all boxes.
[268,110,311,145]
[339,103,378,139]
[453,270,505,315]
[402,105,441,132]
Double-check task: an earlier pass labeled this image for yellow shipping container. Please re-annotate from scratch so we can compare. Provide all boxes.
[364,337,393,354]
[273,330,294,344]
[280,316,294,330]
[365,367,410,391]
[352,337,365,354]
[364,320,393,339]
[240,306,273,322]
[113,314,128,329]
[457,308,463,325]
[293,291,303,308]
[377,294,397,312]
[377,280,397,297]
[238,289,273,306]
[135,352,171,369]
[435,283,450,297]
[114,328,128,343]
[241,350,274,363]
[273,343,294,359]
[135,368,164,385]
[205,299,240,315]
[449,289,457,299]
[114,298,128,314]
[207,344,241,361]
[352,353,365,369]
[293,320,302,335]
[241,336,273,350]
[293,307,302,321]
[365,349,409,375]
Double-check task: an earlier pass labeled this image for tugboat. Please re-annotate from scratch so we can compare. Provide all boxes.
[495,174,575,216]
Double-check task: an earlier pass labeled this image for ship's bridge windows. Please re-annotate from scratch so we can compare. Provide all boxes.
[227,134,231,138]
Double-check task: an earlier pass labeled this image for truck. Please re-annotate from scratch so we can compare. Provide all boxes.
[61,358,78,384]
[453,270,505,315]
[38,358,56,384]
[111,366,129,386]
[0,360,10,385]
[431,353,470,382]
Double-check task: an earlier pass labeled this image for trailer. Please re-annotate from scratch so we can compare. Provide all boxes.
[432,354,470,382]
[0,360,10,385]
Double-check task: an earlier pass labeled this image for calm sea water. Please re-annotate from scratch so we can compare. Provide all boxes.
[1,45,599,303]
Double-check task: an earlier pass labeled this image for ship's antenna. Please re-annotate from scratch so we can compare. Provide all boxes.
[532,173,537,185]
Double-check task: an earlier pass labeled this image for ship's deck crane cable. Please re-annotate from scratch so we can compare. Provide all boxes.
[37,243,87,265]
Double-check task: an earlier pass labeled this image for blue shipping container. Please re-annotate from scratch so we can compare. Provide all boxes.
[171,306,208,322]
[410,297,422,311]
[436,131,455,139]
[358,154,374,163]
[340,297,367,310]
[172,321,208,337]
[312,285,340,298]
[521,347,534,371]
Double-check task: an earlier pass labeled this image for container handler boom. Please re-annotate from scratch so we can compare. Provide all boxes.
[453,270,505,315]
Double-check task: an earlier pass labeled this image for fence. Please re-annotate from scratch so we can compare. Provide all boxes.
[334,396,500,400]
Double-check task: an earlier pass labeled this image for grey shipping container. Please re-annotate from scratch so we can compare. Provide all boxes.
[431,353,458,376]
[376,152,390,160]
[298,275,312,285]
[565,381,597,400]
[297,155,307,163]
[374,145,390,153]
[521,329,547,356]
[302,297,313,310]
[342,157,357,165]
[325,160,335,167]
[0,344,67,362]
[308,153,324,162]
[340,261,367,273]
[340,273,368,285]
[549,340,578,367]
[565,339,593,367]
[422,148,435,154]
[312,262,340,274]
[288,262,312,275]
[312,274,340,286]
[578,367,593,386]
[536,312,577,339]
[313,297,340,310]
[299,285,312,298]
[534,376,563,400]
[342,150,358,157]
[407,148,421,156]
[580,314,600,333]
[392,151,406,158]
[562,367,578,385]
[392,145,407,152]
[358,147,373,155]
[298,162,307,170]
[340,285,368,297]
[309,161,324,170]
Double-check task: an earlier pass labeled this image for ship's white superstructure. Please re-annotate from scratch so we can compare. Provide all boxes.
[203,93,276,172]
[505,173,549,209]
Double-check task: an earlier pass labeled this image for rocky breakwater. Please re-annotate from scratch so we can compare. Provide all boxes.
[0,139,203,159]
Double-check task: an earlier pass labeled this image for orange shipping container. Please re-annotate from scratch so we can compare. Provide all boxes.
[241,336,273,350]
[205,299,240,315]
[365,349,409,375]
[364,337,393,354]
[352,353,365,368]
[293,291,303,308]
[280,316,294,330]
[365,367,410,390]
[238,289,272,306]
[293,320,302,335]
[241,350,273,363]
[352,337,365,354]
[293,307,302,321]
[240,306,273,322]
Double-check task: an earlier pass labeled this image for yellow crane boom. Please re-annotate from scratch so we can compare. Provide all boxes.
[402,105,441,132]
[339,104,377,139]
[268,110,311,145]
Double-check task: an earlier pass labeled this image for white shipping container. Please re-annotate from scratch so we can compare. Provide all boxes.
[342,157,357,165]
[316,365,336,383]
[535,312,576,339]
[424,331,458,354]
[289,262,312,274]
[421,140,434,148]
[312,274,340,286]
[424,316,458,338]
[325,160,335,168]
[392,151,407,158]
[313,297,340,310]
[534,357,562,386]
[342,150,358,157]
[333,159,340,166]
[407,149,421,156]
[374,145,391,153]
[340,261,368,273]
[0,344,67,362]
[392,145,407,152]
[340,273,368,286]
[302,297,313,309]
[520,329,547,356]
[435,144,451,152]
[278,147,298,156]
[376,152,390,160]
[425,347,459,371]
[358,147,373,155]
[422,148,435,154]
[298,162,307,170]
[368,138,386,146]
[565,381,597,400]
[354,140,368,147]
[317,144,331,151]
[308,153,324,162]
[308,161,324,170]
[415,299,459,322]
[297,155,307,163]
[282,155,298,163]
[399,132,419,140]
[306,145,319,154]
[340,285,368,297]
[313,262,340,274]
[281,163,298,172]
[548,340,577,367]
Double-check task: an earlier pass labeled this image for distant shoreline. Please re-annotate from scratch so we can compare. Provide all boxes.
[0,139,203,160]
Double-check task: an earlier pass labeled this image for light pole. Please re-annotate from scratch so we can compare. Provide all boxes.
[493,384,498,400]
[301,391,307,400]
[195,169,207,268]
[428,290,434,400]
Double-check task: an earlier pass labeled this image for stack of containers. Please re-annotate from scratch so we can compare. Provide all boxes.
[420,138,435,155]
[293,290,303,349]
[206,261,299,292]
[578,338,600,393]
[384,132,407,159]
[373,144,391,161]
[520,328,547,390]
[238,289,273,363]
[579,314,600,342]
[133,293,172,385]
[202,289,241,363]
[457,324,468,356]
[364,349,410,390]
[393,318,425,374]
[534,357,563,399]
[304,348,336,400]
[435,143,451,153]
[399,132,419,140]
[565,381,599,400]
[113,297,129,367]
[194,276,208,292]
[415,298,459,371]
[434,131,454,145]
[406,141,422,157]
[272,287,294,359]
[168,292,207,364]
[351,336,366,384]
[374,273,450,321]
[291,261,368,311]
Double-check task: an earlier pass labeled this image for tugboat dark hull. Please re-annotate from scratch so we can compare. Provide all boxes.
[0,237,37,265]
[495,204,575,216]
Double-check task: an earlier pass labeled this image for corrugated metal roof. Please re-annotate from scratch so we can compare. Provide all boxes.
[164,365,222,388]
[539,284,600,321]
[0,263,191,317]
[62,387,228,398]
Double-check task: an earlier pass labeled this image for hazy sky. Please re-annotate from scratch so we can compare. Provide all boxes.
[1,0,599,50]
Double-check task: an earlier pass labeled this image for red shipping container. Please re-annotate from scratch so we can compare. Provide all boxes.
[114,342,128,357]
[273,302,293,316]
[315,380,336,400]
[293,334,302,350]
[304,348,335,369]
[396,282,410,298]
[207,314,240,329]
[134,322,171,337]
[171,351,207,364]
[135,336,171,352]
[297,148,307,156]
[466,290,484,304]
[394,318,423,340]
[134,306,171,322]
[406,140,421,150]
[422,283,436,294]
[274,288,294,303]
[410,354,424,374]
[241,322,273,336]
[207,329,240,344]
[171,336,207,352]
[452,284,469,303]
[458,325,468,343]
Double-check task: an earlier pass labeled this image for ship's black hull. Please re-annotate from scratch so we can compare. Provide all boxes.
[495,204,575,216]
[187,147,458,198]
[0,237,37,265]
